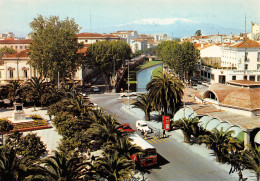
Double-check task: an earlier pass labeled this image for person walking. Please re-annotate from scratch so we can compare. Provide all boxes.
[91,155,95,165]
[238,169,243,181]
[144,131,148,139]
[87,147,91,159]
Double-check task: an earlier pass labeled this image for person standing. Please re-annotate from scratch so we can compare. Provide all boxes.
[87,148,91,159]
[163,129,166,138]
[238,169,243,181]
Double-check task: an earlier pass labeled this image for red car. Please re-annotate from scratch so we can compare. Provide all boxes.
[120,123,134,133]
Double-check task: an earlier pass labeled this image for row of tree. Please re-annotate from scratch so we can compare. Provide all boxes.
[0,79,143,180]
[156,40,200,81]
[27,15,132,89]
[132,70,260,180]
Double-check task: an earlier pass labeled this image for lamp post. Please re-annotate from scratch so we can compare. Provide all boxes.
[127,60,130,107]
[113,59,116,93]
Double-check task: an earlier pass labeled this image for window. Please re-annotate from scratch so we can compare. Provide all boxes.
[0,71,1,78]
[258,64,260,70]
[232,76,236,80]
[24,70,27,78]
[258,52,260,62]
[245,52,249,62]
[245,64,248,70]
[244,75,247,80]
[20,46,22,49]
[211,74,214,80]
[257,75,260,82]
[85,40,88,43]
[10,70,13,78]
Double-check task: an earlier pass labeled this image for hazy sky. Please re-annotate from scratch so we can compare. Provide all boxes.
[0,0,259,37]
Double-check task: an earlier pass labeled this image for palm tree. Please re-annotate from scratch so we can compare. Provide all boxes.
[240,145,260,181]
[198,128,243,162]
[95,152,134,181]
[0,145,44,181]
[146,72,184,116]
[5,130,23,149]
[172,117,199,143]
[132,93,153,121]
[41,151,90,181]
[24,77,46,110]
[86,114,122,147]
[0,118,14,145]
[105,136,143,159]
[4,80,22,104]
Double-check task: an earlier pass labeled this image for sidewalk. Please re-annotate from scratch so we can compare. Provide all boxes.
[121,104,256,181]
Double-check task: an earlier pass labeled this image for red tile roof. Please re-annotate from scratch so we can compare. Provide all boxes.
[230,39,260,48]
[204,83,260,110]
[3,50,29,58]
[0,39,32,44]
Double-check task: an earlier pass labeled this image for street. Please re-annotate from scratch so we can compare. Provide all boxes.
[89,93,239,181]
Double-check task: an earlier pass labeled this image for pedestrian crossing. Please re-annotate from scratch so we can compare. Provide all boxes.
[145,136,170,144]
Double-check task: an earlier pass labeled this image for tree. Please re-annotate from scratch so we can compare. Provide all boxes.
[3,80,23,103]
[17,133,47,158]
[24,77,46,110]
[42,151,90,181]
[198,128,243,162]
[240,145,260,181]
[105,136,143,159]
[156,41,200,81]
[86,40,131,87]
[95,152,134,181]
[0,118,14,145]
[6,130,23,149]
[28,15,84,85]
[132,93,153,121]
[0,47,17,58]
[146,72,184,116]
[195,30,202,36]
[172,117,199,143]
[0,145,44,181]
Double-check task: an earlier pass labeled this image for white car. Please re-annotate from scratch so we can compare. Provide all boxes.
[136,120,151,133]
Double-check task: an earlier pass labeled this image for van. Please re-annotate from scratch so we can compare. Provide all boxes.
[136,120,151,133]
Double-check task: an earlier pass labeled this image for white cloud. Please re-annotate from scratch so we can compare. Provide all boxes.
[117,17,194,26]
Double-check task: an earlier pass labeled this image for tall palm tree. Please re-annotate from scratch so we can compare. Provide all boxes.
[146,72,184,116]
[41,151,90,181]
[240,145,260,181]
[95,152,134,181]
[172,117,199,143]
[0,145,44,181]
[25,77,46,110]
[132,93,153,121]
[198,128,243,162]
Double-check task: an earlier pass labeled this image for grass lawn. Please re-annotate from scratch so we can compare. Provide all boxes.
[152,66,163,77]
[126,60,162,86]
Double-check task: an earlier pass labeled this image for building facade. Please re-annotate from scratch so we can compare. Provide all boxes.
[0,39,32,52]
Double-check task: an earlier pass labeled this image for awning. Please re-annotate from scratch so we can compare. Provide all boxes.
[216,122,231,132]
[173,107,197,121]
[205,118,221,131]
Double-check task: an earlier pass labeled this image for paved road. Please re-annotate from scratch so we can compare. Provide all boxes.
[89,93,238,181]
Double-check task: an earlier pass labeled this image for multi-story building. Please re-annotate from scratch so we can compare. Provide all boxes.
[130,39,148,53]
[111,31,138,44]
[0,39,32,52]
[199,39,260,84]
[0,32,15,39]
[77,32,120,45]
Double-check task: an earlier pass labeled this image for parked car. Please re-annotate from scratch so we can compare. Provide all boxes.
[120,123,134,133]
[93,86,100,92]
[136,120,151,133]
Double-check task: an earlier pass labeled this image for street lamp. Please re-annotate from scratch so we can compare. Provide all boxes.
[113,59,116,93]
[127,60,130,108]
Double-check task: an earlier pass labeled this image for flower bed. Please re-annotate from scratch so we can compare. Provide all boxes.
[12,114,52,132]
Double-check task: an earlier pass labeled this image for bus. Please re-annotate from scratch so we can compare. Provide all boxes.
[129,133,157,167]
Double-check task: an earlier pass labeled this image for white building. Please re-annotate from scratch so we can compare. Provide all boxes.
[77,32,120,45]
[199,39,260,84]
[0,32,15,39]
[247,21,260,41]
[0,50,39,85]
[111,31,138,44]
[130,39,148,53]
[0,50,83,85]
